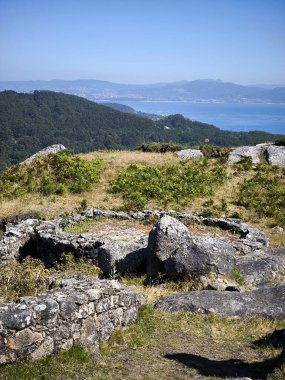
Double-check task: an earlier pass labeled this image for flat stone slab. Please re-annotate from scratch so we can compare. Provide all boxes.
[155,285,285,319]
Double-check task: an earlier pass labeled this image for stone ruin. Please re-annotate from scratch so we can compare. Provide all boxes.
[0,278,143,364]
[0,208,284,364]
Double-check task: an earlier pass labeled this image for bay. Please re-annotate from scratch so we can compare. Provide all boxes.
[113,101,285,135]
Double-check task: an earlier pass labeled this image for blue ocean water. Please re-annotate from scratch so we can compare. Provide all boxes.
[114,101,285,135]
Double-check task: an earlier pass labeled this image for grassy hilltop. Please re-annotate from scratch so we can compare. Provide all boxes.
[1,149,284,243]
[0,108,284,379]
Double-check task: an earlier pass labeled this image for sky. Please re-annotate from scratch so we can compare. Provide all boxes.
[0,0,285,85]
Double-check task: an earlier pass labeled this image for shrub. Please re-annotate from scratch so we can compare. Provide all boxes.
[137,143,183,153]
[110,160,227,210]
[233,156,253,171]
[274,138,285,146]
[0,152,102,199]
[237,164,285,227]
[200,145,231,159]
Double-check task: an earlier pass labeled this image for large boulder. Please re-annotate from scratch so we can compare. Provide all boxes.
[155,285,285,319]
[146,216,191,277]
[23,144,66,164]
[165,236,236,280]
[228,145,263,165]
[235,248,285,287]
[176,149,203,160]
[97,236,148,277]
[265,145,285,168]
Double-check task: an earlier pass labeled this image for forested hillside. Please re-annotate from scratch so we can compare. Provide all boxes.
[0,90,283,170]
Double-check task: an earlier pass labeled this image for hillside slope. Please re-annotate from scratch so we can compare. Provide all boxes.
[0,90,283,170]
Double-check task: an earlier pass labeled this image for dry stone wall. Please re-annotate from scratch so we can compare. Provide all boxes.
[0,278,143,364]
[0,209,269,269]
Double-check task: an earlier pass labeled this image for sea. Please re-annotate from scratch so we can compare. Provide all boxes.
[109,101,285,135]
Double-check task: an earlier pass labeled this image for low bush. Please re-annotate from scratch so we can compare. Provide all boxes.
[274,137,285,146]
[237,164,285,227]
[110,160,227,210]
[233,156,253,171]
[0,152,102,199]
[137,143,183,153]
[200,145,231,159]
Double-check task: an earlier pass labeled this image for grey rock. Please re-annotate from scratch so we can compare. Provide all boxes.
[241,227,269,246]
[98,236,148,277]
[0,278,143,364]
[202,217,245,233]
[228,145,263,165]
[176,149,203,160]
[165,236,236,280]
[23,144,66,164]
[265,145,285,167]
[235,248,285,287]
[155,285,285,319]
[146,216,191,277]
[200,275,240,292]
[0,308,32,331]
[272,226,284,234]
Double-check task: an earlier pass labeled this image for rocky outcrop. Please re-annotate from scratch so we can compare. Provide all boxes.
[235,248,285,287]
[0,278,143,364]
[146,216,190,277]
[228,145,263,165]
[98,236,148,277]
[23,144,66,164]
[265,145,285,168]
[155,285,285,319]
[176,149,204,160]
[165,236,236,280]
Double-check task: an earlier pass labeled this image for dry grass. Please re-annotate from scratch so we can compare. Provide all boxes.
[1,302,284,380]
[0,151,178,220]
[0,150,284,247]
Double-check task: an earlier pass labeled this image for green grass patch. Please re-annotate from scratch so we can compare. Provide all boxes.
[237,164,285,228]
[0,152,102,199]
[230,268,246,286]
[110,159,227,210]
[1,305,284,380]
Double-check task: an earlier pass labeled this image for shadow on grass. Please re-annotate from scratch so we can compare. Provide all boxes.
[164,350,284,379]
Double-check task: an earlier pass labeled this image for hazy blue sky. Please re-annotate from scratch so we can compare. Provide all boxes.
[0,0,284,84]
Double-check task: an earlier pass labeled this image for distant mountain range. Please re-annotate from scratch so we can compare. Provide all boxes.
[0,79,285,103]
[0,90,283,170]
